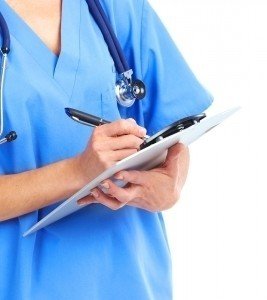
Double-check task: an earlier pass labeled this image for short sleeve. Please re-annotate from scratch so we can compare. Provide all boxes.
[140,0,213,135]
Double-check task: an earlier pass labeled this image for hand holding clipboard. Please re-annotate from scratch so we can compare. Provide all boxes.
[23,107,240,237]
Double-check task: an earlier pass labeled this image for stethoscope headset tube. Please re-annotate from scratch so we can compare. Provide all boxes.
[0,12,17,145]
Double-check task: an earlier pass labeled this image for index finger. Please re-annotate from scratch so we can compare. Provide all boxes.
[100,119,146,138]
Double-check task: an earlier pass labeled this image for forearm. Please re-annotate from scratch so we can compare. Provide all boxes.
[0,156,85,221]
[0,120,146,221]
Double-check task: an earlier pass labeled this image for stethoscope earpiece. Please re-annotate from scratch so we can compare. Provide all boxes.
[6,131,17,142]
[0,131,17,145]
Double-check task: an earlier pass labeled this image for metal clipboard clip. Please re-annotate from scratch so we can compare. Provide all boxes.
[140,113,206,150]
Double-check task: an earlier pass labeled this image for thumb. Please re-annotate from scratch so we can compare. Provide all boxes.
[165,143,187,163]
[77,193,97,206]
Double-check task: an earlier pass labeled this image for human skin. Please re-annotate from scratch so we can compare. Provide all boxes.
[78,143,190,212]
[0,118,147,221]
[0,0,190,221]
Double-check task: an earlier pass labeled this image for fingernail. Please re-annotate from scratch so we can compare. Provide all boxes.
[114,174,123,180]
[78,200,86,206]
[127,118,136,124]
[91,190,99,198]
[100,181,109,189]
[139,127,147,136]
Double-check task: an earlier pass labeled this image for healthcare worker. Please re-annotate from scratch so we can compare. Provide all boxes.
[0,0,212,299]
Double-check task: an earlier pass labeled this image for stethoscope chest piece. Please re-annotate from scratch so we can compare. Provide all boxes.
[115,75,146,107]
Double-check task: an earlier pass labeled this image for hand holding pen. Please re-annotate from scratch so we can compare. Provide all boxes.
[65,107,148,184]
[65,108,149,139]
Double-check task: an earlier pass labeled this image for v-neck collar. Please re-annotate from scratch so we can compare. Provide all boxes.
[0,0,81,98]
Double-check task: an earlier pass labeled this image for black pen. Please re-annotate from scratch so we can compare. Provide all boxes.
[65,107,149,139]
[65,108,110,127]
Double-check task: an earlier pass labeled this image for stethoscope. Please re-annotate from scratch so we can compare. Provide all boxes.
[0,0,146,145]
[0,0,206,147]
[0,11,17,145]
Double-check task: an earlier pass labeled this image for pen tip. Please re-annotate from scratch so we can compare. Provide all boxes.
[65,107,70,117]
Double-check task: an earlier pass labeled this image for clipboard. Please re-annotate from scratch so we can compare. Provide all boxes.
[23,107,240,237]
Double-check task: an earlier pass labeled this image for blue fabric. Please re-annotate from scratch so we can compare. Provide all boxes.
[0,0,213,299]
[86,0,129,74]
[85,0,128,73]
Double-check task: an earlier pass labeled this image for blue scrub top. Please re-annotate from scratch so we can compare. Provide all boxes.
[0,0,213,299]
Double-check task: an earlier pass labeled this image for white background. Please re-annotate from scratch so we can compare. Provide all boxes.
[148,0,267,299]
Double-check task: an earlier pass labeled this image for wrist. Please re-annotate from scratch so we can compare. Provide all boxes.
[67,155,88,191]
